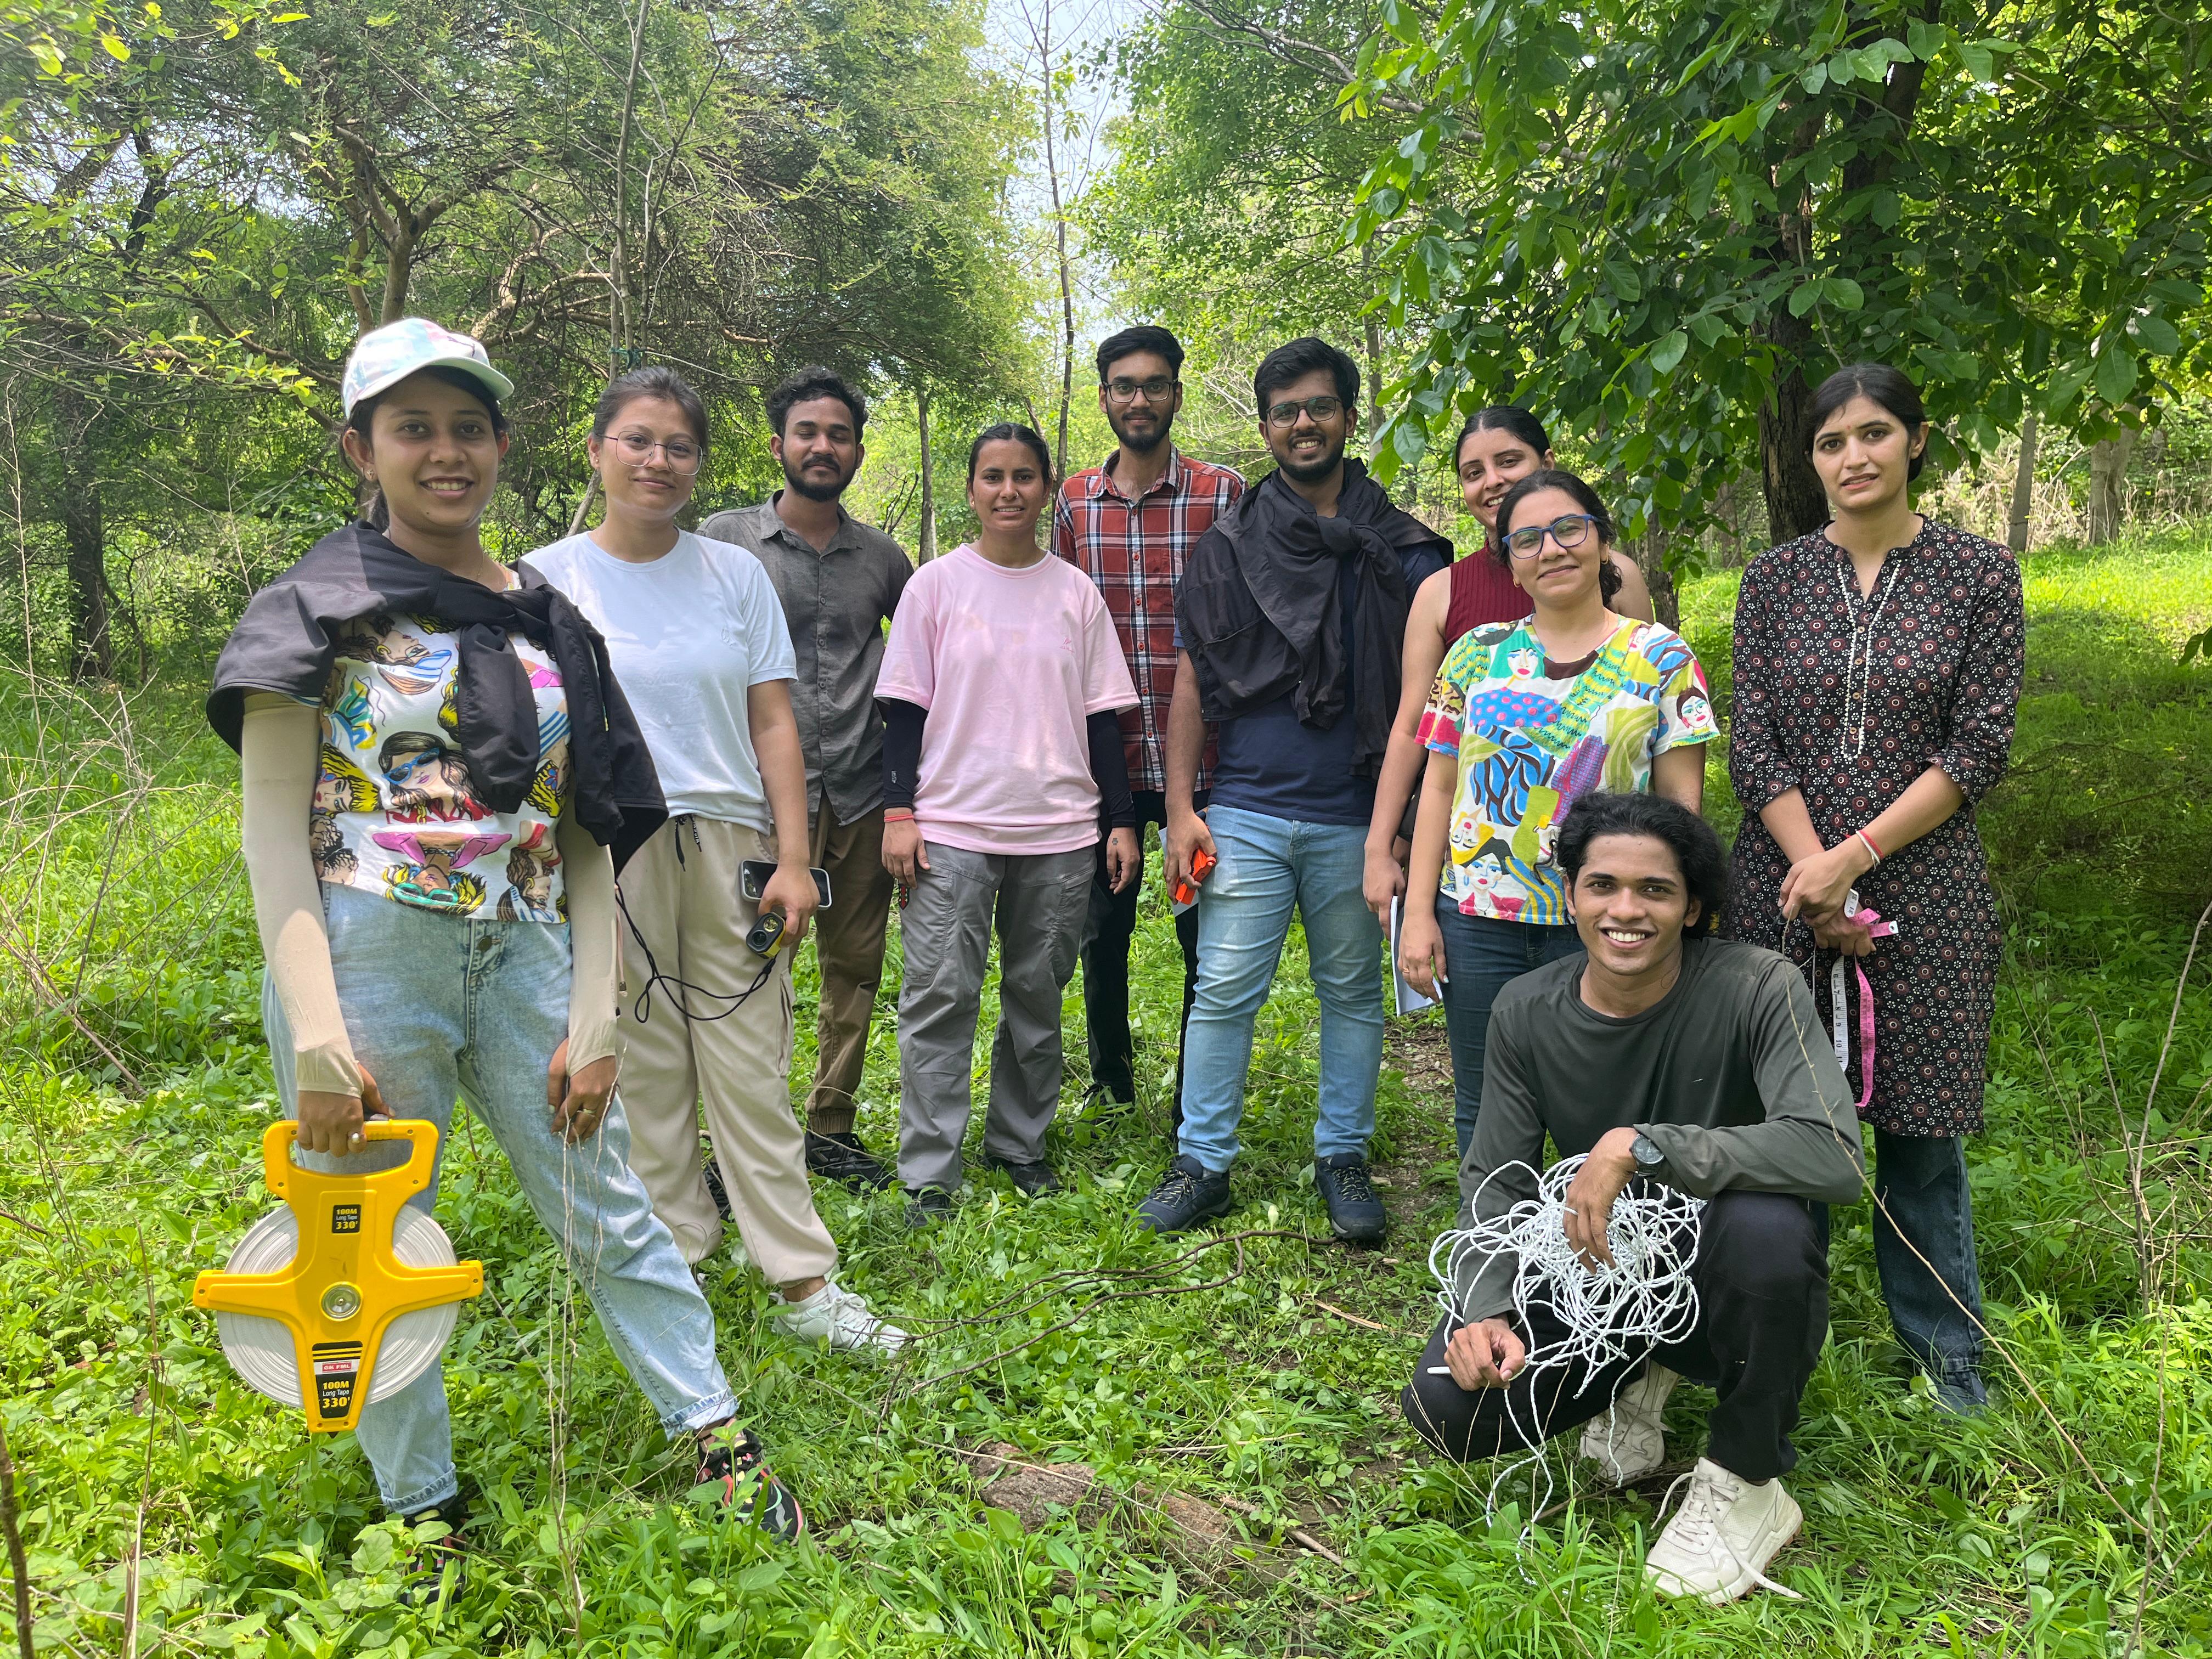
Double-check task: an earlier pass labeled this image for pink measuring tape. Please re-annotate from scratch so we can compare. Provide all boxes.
[1830,888,1897,1113]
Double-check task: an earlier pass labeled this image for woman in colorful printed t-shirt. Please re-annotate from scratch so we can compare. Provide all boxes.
[207,320,804,1594]
[1360,407,1654,925]
[1397,469,1716,1156]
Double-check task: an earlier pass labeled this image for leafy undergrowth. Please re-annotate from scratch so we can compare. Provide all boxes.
[3,522,2210,1657]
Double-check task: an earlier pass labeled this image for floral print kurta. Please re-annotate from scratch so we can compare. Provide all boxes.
[1725,520,2025,1136]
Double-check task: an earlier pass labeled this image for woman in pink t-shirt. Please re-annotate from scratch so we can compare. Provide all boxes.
[876,424,1139,1220]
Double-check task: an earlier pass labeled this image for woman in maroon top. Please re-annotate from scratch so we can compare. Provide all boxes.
[1726,363,2025,1413]
[1362,407,1650,919]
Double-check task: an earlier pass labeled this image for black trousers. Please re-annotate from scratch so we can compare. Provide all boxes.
[1401,1191,1828,1483]
[1082,789,1202,1112]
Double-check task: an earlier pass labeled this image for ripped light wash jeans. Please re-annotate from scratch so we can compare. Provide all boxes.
[264,883,738,1515]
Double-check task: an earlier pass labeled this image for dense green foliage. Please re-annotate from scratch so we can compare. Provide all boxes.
[1344,0,2212,545]
[0,0,1035,676]
[2,524,2208,1655]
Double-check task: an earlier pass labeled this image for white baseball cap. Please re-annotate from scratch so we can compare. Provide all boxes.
[341,317,515,417]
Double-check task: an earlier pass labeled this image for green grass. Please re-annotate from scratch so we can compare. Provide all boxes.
[2,523,2210,1656]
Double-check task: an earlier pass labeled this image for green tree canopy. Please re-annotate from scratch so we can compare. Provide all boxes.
[1348,0,2211,548]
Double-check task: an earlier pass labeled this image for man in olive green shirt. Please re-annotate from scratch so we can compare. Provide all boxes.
[702,367,910,1189]
[1404,793,1865,1607]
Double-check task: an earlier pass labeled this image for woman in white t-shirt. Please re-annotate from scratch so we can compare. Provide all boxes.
[876,423,1140,1221]
[526,367,902,1352]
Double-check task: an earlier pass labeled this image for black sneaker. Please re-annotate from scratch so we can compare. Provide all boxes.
[703,1153,735,1221]
[1314,1153,1387,1242]
[694,1425,806,1541]
[393,1492,470,1607]
[1137,1155,1232,1234]
[987,1155,1062,1198]
[905,1185,955,1228]
[805,1130,894,1190]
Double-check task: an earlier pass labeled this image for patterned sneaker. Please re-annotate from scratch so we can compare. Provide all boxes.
[703,1153,736,1220]
[805,1131,894,1190]
[1137,1155,1232,1234]
[771,1280,910,1353]
[1645,1457,1803,1604]
[393,1493,470,1607]
[694,1424,805,1541]
[1581,1362,1680,1483]
[1313,1153,1387,1242]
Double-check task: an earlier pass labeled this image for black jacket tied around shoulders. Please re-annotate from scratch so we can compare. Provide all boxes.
[1174,460,1448,778]
[207,522,667,872]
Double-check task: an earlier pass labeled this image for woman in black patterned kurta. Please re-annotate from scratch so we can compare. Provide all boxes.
[1726,364,2024,1412]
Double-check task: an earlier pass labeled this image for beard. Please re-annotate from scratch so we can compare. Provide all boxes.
[1108,406,1172,456]
[1274,433,1346,486]
[783,455,856,503]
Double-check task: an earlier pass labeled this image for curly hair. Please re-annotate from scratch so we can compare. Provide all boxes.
[1554,792,1726,937]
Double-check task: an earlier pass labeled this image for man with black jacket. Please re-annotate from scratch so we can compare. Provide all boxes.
[1404,792,1866,1606]
[1142,337,1451,1241]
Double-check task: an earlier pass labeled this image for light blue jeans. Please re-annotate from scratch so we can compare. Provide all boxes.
[1176,805,1385,1174]
[263,883,738,1515]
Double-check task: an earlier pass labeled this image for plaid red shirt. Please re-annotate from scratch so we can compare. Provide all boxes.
[1054,447,1244,793]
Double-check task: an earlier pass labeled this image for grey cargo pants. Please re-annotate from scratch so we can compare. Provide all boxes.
[895,841,1093,1193]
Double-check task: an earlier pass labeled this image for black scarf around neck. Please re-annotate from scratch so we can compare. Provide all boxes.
[1176,461,1447,776]
[207,522,666,871]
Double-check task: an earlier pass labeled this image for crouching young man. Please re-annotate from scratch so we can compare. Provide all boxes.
[1402,793,1865,1605]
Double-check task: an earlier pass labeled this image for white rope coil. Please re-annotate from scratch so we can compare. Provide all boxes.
[1426,1154,1707,1534]
[1430,1154,1706,1364]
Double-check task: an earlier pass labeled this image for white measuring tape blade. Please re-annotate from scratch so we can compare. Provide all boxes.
[215,1205,463,1409]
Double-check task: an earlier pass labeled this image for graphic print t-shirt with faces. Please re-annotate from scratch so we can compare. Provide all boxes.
[312,611,571,921]
[1416,617,1716,927]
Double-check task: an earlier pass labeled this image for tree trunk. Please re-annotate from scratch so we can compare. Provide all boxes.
[380,218,416,325]
[915,386,936,563]
[2006,414,2039,554]
[1756,353,1829,545]
[1033,0,1074,480]
[54,381,112,681]
[1630,529,1680,631]
[2085,427,2134,545]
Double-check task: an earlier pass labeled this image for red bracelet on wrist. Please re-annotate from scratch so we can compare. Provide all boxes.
[1855,827,1883,866]
[883,808,915,822]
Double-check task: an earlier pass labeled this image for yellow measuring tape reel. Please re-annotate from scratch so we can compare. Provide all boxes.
[194,1120,483,1433]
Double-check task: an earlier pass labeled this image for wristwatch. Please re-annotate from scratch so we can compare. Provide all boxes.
[1630,1131,1665,1172]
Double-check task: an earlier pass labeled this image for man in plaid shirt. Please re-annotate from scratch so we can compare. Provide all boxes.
[1053,325,1244,1115]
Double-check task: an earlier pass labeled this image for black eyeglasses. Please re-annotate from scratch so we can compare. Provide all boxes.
[610,431,703,475]
[1264,395,1344,427]
[1105,376,1176,404]
[1502,514,1600,558]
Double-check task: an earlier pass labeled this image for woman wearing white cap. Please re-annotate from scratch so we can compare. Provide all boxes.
[206,318,805,1596]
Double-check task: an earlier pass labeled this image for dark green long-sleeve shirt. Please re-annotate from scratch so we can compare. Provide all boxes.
[1450,936,1866,1322]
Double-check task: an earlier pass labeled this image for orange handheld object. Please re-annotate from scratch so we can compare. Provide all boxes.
[193,1120,482,1434]
[1170,846,1218,913]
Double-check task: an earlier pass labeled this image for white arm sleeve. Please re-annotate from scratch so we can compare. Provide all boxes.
[239,692,360,1098]
[557,811,621,1072]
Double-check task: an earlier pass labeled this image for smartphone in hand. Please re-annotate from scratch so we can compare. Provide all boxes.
[738,861,833,909]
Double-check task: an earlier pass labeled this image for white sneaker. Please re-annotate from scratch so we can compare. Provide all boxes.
[770,1280,910,1353]
[1581,1363,1680,1483]
[1644,1457,1803,1605]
